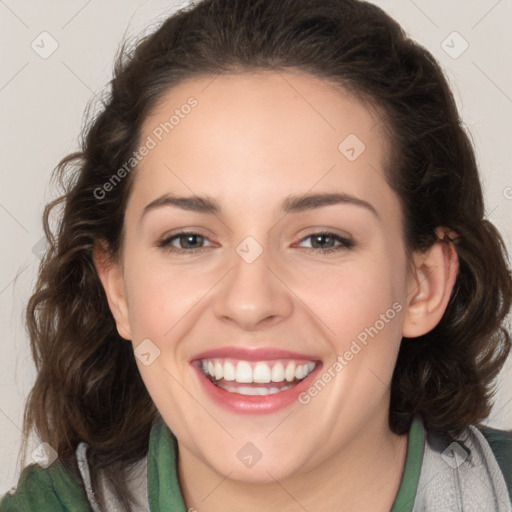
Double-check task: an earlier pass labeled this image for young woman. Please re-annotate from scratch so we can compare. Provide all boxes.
[1,0,511,510]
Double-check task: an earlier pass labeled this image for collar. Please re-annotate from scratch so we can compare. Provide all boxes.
[147,416,187,511]
[390,415,424,512]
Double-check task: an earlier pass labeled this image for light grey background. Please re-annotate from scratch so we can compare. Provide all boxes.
[1,0,511,496]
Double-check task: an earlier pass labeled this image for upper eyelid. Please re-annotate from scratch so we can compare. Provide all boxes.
[158,230,353,248]
[159,230,216,244]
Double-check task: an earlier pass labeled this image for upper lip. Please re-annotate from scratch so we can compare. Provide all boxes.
[191,346,320,362]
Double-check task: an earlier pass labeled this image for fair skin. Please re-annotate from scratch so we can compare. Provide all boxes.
[94,70,459,511]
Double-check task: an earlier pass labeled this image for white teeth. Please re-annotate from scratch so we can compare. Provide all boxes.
[295,363,312,380]
[199,358,316,385]
[214,361,223,380]
[218,384,294,395]
[271,362,285,382]
[285,362,296,382]
[223,361,236,381]
[253,362,271,383]
[236,361,253,383]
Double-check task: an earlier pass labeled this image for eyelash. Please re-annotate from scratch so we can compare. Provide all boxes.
[156,231,354,255]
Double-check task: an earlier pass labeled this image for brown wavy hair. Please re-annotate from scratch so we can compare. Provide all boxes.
[20,0,512,509]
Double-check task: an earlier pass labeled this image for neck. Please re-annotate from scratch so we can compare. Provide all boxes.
[177,414,409,512]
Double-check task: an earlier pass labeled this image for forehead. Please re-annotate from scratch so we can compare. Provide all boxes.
[131,70,395,218]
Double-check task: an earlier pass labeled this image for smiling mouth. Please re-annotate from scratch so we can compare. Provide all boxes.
[198,358,317,396]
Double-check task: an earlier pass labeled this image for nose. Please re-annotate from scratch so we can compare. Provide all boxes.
[212,238,294,331]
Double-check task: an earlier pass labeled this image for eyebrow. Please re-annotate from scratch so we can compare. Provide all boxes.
[141,192,379,220]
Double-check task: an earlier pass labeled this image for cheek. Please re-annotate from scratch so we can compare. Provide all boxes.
[298,254,403,336]
[317,250,406,372]
[122,253,208,338]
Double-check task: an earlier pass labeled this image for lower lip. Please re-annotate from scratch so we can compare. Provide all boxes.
[193,363,322,414]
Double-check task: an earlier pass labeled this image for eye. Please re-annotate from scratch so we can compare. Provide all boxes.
[156,230,354,255]
[296,232,354,254]
[157,231,214,254]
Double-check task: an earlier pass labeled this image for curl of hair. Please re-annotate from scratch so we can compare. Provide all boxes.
[21,0,512,509]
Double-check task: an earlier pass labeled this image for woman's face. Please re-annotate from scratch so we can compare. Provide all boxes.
[104,70,418,482]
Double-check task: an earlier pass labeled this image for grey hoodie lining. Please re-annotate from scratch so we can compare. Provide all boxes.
[76,443,149,512]
[412,423,512,511]
[75,443,102,512]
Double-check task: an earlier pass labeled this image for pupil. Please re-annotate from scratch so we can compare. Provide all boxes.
[315,234,332,248]
[184,234,200,248]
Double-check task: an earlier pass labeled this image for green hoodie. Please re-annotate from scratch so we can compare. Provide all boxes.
[1,415,511,511]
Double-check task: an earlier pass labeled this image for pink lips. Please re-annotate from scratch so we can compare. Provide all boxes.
[191,346,322,415]
[192,346,319,362]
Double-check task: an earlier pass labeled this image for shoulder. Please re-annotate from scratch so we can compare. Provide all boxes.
[477,424,512,496]
[413,420,512,509]
[478,423,512,454]
[0,461,91,512]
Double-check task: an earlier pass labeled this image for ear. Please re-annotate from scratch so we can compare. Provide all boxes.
[92,240,132,340]
[402,227,459,338]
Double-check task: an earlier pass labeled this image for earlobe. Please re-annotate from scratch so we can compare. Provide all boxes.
[402,228,459,338]
[92,241,132,340]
